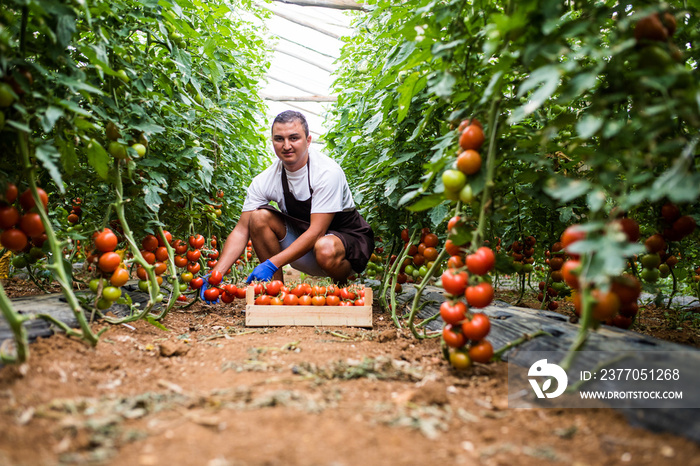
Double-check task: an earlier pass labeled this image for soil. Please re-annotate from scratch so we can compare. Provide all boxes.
[1,275,699,466]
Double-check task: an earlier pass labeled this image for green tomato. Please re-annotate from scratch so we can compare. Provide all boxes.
[138,280,150,292]
[108,141,128,159]
[442,169,466,191]
[640,268,660,283]
[96,297,112,310]
[102,286,122,301]
[155,293,164,303]
[522,264,534,274]
[459,184,474,203]
[0,83,15,108]
[29,247,44,259]
[131,143,147,158]
[11,255,28,269]
[179,283,188,292]
[412,268,421,278]
[404,264,415,276]
[641,254,661,269]
[658,263,671,278]
[418,265,428,277]
[444,188,460,201]
[89,278,101,293]
[116,69,130,83]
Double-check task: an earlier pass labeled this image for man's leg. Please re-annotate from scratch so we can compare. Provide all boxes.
[314,235,353,284]
[248,209,286,281]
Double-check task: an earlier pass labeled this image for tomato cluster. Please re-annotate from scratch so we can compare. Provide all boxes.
[235,239,254,265]
[539,242,568,311]
[561,224,642,329]
[508,235,536,275]
[105,122,147,161]
[364,241,386,280]
[84,227,131,309]
[441,119,484,202]
[638,202,695,284]
[397,227,441,285]
[440,226,495,369]
[0,183,48,256]
[250,281,366,306]
[133,231,175,291]
[67,198,82,225]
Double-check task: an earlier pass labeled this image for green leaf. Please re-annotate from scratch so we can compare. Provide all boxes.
[39,106,65,133]
[545,178,591,203]
[145,315,170,331]
[576,114,604,139]
[86,139,111,180]
[397,72,423,123]
[430,72,456,99]
[407,193,444,212]
[35,145,64,191]
[510,65,561,124]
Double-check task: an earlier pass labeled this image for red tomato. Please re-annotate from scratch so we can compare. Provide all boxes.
[466,247,495,275]
[221,292,234,303]
[155,246,169,262]
[468,340,493,363]
[187,262,201,274]
[440,301,467,325]
[445,239,462,257]
[0,205,20,230]
[203,287,220,301]
[154,262,167,275]
[19,187,48,212]
[265,280,283,296]
[561,260,581,289]
[253,283,264,295]
[465,282,494,308]
[141,234,158,252]
[208,270,223,285]
[4,183,18,204]
[290,284,305,297]
[283,293,299,305]
[327,284,341,297]
[0,228,28,252]
[174,255,188,268]
[190,277,204,289]
[354,298,365,306]
[186,249,201,262]
[110,268,130,287]
[311,295,326,306]
[312,285,327,297]
[270,296,283,305]
[326,295,340,306]
[441,269,469,296]
[235,287,247,299]
[298,295,312,306]
[255,294,272,305]
[98,252,121,272]
[189,234,205,249]
[94,228,118,253]
[141,251,156,265]
[173,239,188,255]
[339,287,355,300]
[442,324,467,348]
[561,225,586,257]
[461,313,491,341]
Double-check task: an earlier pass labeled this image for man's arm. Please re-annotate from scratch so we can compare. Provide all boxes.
[268,212,335,268]
[211,211,252,275]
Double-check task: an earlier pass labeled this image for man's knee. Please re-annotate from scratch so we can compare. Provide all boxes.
[249,209,282,235]
[314,235,344,270]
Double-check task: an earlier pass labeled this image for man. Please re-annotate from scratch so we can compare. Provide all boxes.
[202,111,373,299]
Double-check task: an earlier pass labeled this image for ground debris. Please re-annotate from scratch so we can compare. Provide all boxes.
[159,340,190,357]
[291,356,425,382]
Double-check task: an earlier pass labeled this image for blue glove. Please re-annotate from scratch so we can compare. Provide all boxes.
[246,260,279,283]
[199,273,220,304]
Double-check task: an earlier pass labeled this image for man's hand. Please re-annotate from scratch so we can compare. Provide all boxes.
[246,260,279,283]
[199,273,220,304]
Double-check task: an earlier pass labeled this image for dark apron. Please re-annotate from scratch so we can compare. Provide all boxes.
[258,158,374,273]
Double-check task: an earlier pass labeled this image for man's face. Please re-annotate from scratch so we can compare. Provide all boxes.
[271,120,312,172]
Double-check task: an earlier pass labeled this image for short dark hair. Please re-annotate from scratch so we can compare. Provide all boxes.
[272,110,309,137]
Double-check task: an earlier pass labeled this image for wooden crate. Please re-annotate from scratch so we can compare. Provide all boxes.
[245,286,373,328]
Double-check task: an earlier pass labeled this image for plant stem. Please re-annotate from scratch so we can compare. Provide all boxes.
[492,329,551,360]
[19,131,99,346]
[0,281,30,363]
[407,246,449,339]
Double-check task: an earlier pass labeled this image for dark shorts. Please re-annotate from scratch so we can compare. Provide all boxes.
[257,205,374,274]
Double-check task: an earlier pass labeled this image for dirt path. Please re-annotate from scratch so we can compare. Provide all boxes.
[0,296,699,466]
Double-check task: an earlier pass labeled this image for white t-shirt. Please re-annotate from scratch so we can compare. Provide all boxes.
[242,147,356,215]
